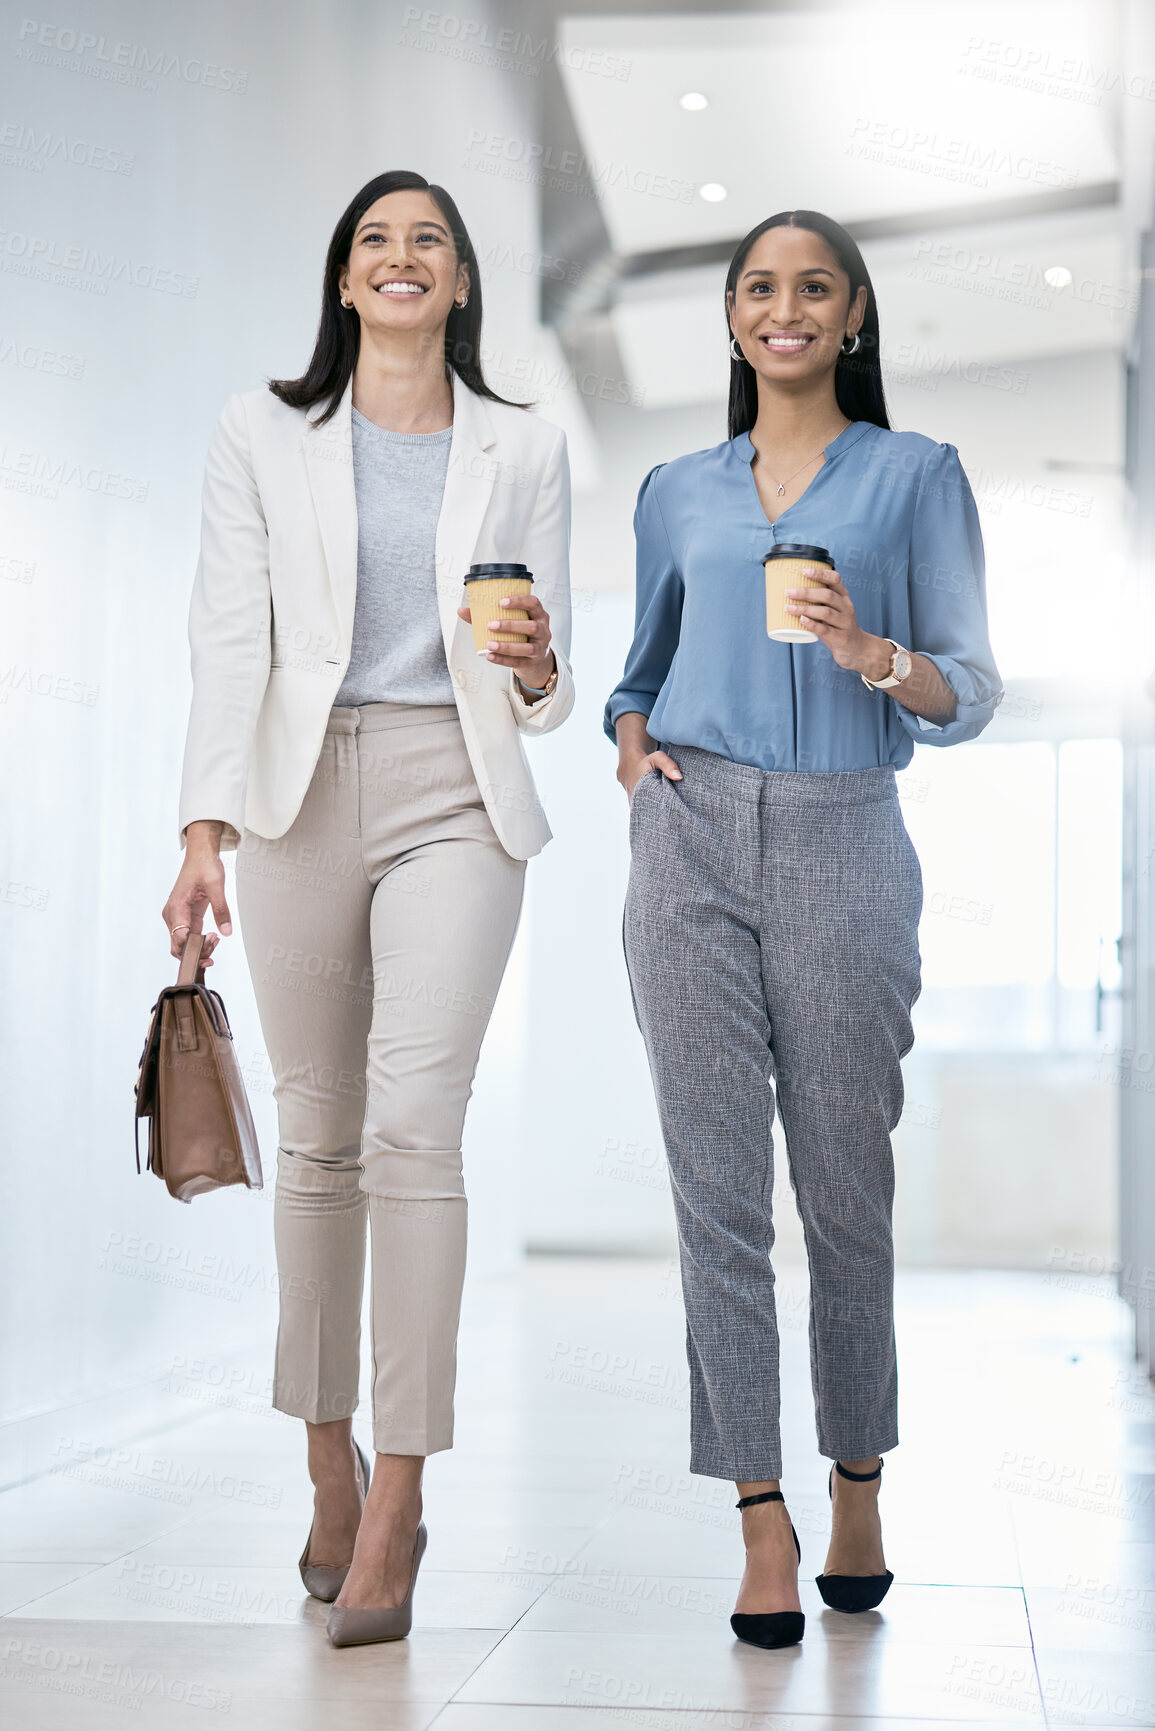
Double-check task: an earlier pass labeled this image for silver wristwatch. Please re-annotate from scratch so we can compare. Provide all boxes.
[861,640,912,692]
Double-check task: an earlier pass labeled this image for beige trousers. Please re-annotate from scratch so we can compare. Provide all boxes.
[234,702,526,1454]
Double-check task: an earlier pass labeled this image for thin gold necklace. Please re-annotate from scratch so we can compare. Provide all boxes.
[754,445,826,498]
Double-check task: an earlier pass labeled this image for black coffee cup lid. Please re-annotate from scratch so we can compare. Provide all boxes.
[763,543,833,564]
[465,563,533,580]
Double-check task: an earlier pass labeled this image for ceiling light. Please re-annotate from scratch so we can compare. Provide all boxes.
[680,91,708,111]
[699,183,727,203]
[1044,266,1073,289]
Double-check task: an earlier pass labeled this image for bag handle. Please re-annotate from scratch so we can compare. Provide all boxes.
[176,930,208,987]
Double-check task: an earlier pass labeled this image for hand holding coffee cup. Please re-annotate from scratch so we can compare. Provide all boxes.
[457,562,555,688]
[767,547,893,677]
[763,543,836,643]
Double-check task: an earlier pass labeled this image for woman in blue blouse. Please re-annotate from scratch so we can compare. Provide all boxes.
[605,209,1001,1651]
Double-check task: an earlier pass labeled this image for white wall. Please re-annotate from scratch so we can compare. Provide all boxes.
[0,0,550,1480]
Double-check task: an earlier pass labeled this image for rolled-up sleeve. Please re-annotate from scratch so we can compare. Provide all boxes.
[898,441,1002,747]
[603,464,684,741]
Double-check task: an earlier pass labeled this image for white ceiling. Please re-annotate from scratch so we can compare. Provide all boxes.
[558,5,1120,254]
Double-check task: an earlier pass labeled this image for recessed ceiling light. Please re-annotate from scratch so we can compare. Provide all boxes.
[680,91,708,111]
[699,183,727,203]
[1044,265,1073,288]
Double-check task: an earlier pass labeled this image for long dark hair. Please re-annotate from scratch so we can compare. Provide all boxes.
[725,209,890,440]
[269,170,525,425]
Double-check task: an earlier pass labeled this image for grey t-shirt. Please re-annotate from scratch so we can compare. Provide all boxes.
[334,408,455,707]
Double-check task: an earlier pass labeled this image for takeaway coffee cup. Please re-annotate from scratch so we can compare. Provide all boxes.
[762,543,835,643]
[464,563,533,656]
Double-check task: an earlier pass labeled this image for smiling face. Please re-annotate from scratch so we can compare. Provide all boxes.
[337,188,469,336]
[727,225,866,387]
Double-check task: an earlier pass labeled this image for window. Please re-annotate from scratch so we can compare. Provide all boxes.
[900,738,1122,1052]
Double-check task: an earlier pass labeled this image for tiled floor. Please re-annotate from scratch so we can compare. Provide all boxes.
[1,1256,1152,1728]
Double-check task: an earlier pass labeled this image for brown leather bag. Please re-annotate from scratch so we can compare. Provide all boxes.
[134,930,263,1203]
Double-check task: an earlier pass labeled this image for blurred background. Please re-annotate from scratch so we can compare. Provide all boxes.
[2,0,1154,1481]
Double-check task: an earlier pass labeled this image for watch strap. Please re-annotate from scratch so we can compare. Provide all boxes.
[861,640,905,692]
[518,666,558,699]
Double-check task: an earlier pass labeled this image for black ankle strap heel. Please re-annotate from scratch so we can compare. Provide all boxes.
[730,1490,805,1650]
[814,1455,894,1613]
[833,1460,883,1482]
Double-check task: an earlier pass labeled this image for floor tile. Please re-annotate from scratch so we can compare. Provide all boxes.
[454,1629,1048,1720]
[0,1474,192,1563]
[0,1561,99,1616]
[1024,1584,1155,1653]
[0,1689,444,1731]
[23,1556,554,1630]
[518,1575,1031,1646]
[0,1617,503,1710]
[1032,1646,1155,1725]
[438,1713,1044,1730]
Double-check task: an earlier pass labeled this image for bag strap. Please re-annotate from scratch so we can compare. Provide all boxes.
[133,1111,157,1176]
[176,931,208,987]
[174,932,207,1051]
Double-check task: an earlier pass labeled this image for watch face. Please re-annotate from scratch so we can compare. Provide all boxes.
[893,648,912,680]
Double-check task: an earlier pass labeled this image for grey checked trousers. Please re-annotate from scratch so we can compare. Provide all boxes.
[623,745,923,1480]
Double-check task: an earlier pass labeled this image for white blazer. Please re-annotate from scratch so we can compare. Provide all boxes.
[177,374,574,860]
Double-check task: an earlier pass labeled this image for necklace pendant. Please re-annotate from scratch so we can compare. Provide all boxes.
[776,483,785,496]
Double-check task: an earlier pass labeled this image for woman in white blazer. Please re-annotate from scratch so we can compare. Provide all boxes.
[162,170,573,1647]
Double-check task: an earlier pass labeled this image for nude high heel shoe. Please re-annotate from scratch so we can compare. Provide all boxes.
[326,1520,428,1647]
[299,1440,370,1602]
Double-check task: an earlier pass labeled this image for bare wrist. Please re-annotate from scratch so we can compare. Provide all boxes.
[614,712,653,751]
[617,747,650,783]
[185,819,224,859]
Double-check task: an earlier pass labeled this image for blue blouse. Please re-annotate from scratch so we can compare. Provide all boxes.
[603,422,1002,771]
